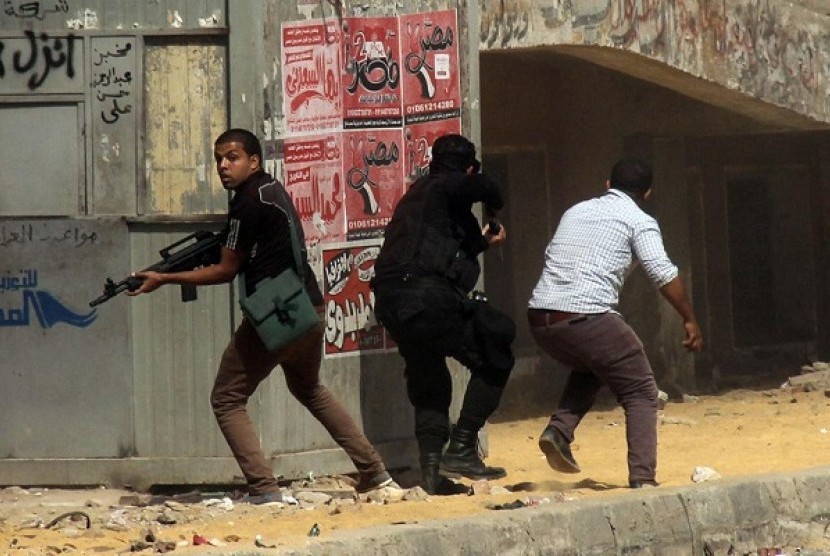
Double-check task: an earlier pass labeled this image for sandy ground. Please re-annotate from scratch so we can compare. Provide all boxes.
[3,381,830,554]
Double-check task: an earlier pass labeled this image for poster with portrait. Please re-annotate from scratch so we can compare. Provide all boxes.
[399,10,461,125]
[343,128,406,240]
[282,19,342,134]
[402,118,461,187]
[341,16,403,129]
[283,134,346,244]
[322,242,390,357]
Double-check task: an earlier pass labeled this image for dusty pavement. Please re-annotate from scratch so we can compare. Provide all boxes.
[4,370,830,554]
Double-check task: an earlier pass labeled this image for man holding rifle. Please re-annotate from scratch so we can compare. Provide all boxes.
[125,128,399,502]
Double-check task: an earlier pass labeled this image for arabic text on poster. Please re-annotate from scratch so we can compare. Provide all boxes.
[283,134,346,244]
[322,242,391,357]
[343,128,406,240]
[342,16,403,129]
[282,19,342,134]
[400,11,461,125]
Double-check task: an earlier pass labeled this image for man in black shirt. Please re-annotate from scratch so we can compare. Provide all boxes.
[372,134,516,494]
[129,129,398,501]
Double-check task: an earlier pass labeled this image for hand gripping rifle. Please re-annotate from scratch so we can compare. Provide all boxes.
[89,230,222,307]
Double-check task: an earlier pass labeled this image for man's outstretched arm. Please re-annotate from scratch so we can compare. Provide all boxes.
[659,276,703,352]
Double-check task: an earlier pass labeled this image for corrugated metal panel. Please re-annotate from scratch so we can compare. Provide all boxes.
[144,39,227,215]
[0,1,226,32]
[130,227,232,458]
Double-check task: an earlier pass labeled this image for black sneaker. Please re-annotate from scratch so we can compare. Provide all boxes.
[538,424,581,473]
[629,479,659,489]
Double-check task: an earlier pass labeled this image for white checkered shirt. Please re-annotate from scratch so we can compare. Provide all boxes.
[528,188,678,314]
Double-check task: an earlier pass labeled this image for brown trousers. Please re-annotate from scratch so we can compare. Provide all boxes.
[528,311,659,483]
[211,316,386,495]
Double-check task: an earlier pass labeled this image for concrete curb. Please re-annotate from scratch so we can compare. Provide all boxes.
[207,465,830,555]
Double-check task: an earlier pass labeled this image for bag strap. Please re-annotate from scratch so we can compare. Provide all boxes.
[239,179,308,301]
[274,182,307,283]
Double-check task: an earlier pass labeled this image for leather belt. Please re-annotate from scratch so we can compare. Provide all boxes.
[527,308,592,327]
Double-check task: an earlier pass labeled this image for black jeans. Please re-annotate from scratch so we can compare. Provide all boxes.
[374,280,515,456]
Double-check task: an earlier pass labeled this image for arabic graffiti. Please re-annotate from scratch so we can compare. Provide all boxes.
[0,30,76,90]
[0,223,99,248]
[0,269,97,328]
[3,0,68,20]
[91,39,134,124]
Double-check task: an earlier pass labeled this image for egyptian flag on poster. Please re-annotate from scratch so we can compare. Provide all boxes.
[282,19,342,134]
[341,16,403,129]
[322,242,389,357]
[343,128,406,241]
[283,134,347,244]
[399,10,462,125]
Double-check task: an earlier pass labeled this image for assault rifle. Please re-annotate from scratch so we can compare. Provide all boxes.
[89,230,222,307]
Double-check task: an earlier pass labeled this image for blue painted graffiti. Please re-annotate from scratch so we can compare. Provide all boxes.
[0,269,97,328]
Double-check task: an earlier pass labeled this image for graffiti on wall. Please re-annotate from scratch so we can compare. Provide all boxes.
[0,274,98,328]
[480,0,532,49]
[3,0,68,20]
[0,223,101,328]
[479,0,829,119]
[0,31,77,90]
[91,40,135,124]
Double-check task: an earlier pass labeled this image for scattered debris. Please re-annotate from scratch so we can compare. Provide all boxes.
[488,499,526,510]
[786,366,830,392]
[660,416,698,427]
[45,511,91,530]
[254,534,277,548]
[691,466,722,483]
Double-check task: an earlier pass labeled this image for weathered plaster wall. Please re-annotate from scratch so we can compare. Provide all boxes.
[479,0,830,124]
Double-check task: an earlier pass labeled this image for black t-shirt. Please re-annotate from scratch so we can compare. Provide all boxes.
[222,171,323,304]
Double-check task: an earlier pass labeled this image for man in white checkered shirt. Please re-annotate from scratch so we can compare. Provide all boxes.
[527,158,703,489]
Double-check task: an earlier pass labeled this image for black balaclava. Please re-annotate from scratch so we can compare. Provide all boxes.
[428,134,480,174]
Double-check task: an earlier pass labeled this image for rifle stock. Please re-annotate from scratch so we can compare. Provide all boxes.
[90,230,222,307]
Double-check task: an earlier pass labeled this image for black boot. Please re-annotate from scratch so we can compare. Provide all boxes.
[421,453,468,495]
[441,426,506,480]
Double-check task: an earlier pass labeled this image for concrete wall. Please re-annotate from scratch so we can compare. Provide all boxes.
[479,0,830,126]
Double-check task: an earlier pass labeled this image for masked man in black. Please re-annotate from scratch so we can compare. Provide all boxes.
[372,134,515,494]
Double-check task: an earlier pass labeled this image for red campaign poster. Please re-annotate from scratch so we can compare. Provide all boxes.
[400,10,461,125]
[402,118,461,187]
[322,242,388,357]
[342,16,403,129]
[343,128,406,241]
[283,134,347,244]
[282,19,342,134]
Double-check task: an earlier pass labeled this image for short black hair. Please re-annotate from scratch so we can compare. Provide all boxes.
[429,134,478,173]
[609,158,653,196]
[214,128,263,161]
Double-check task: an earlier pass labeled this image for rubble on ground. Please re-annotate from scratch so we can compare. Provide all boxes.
[0,471,573,553]
[784,361,830,392]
